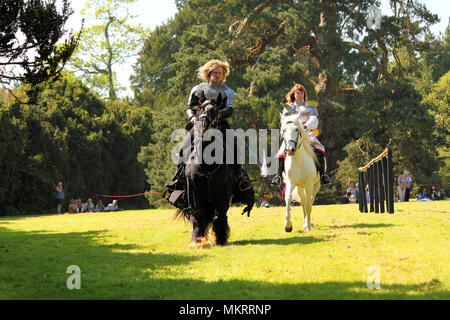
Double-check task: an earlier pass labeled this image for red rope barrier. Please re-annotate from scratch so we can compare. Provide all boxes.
[96,190,164,198]
[414,182,449,187]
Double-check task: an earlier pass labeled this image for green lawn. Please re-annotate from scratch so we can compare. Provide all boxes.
[0,201,448,299]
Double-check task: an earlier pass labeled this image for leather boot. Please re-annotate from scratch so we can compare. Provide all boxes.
[315,151,331,185]
[165,163,184,190]
[271,158,284,186]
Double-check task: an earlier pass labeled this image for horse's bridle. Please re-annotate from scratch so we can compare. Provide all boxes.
[195,100,220,135]
[282,120,302,154]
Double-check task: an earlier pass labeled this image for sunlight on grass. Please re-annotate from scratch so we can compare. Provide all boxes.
[0,201,448,299]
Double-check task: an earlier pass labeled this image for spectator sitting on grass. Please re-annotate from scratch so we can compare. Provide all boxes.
[417,188,431,202]
[341,192,351,204]
[95,200,105,212]
[68,199,75,213]
[431,185,441,201]
[74,199,83,213]
[104,199,121,212]
[346,182,357,198]
[85,198,95,212]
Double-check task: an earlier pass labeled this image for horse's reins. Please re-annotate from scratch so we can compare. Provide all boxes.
[283,120,303,153]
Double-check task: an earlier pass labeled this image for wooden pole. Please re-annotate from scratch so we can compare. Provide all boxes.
[368,165,374,212]
[382,156,389,213]
[361,172,367,213]
[358,171,363,212]
[377,160,385,213]
[387,149,395,213]
[373,164,380,213]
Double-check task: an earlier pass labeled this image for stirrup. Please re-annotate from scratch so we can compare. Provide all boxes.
[321,174,331,185]
[165,179,180,191]
[239,178,251,191]
[271,175,282,186]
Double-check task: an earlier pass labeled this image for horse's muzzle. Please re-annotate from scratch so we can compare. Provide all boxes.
[285,140,297,155]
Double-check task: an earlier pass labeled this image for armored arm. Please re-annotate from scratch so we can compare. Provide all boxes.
[304,115,318,130]
[186,86,200,120]
[218,106,233,119]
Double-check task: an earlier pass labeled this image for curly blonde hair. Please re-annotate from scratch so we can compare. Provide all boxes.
[286,84,308,103]
[197,59,230,82]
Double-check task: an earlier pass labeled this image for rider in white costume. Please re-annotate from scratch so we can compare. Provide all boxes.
[272,84,331,186]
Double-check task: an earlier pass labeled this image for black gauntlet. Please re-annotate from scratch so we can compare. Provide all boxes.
[218,106,233,119]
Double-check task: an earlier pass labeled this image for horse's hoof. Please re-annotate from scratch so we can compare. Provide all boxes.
[188,238,210,249]
[285,226,293,233]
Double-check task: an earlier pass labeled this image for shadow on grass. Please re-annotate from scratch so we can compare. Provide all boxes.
[231,235,332,246]
[0,226,447,300]
[136,278,449,300]
[0,226,204,299]
[326,223,395,230]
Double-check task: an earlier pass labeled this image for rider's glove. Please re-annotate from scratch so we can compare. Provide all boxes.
[208,105,220,120]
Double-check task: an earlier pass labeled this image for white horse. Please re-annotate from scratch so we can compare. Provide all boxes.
[279,113,321,232]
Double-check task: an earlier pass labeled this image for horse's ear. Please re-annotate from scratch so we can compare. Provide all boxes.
[200,91,205,103]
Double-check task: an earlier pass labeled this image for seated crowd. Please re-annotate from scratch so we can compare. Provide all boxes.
[417,185,442,201]
[68,198,121,213]
[340,178,444,204]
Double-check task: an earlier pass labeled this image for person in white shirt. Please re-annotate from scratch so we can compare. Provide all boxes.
[272,84,331,186]
[105,199,119,212]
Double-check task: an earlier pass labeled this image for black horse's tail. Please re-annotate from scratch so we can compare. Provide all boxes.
[173,207,194,222]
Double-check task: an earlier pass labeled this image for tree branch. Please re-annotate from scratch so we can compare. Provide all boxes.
[229,0,283,37]
[344,41,391,81]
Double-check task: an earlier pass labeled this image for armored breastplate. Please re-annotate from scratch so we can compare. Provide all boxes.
[189,82,235,109]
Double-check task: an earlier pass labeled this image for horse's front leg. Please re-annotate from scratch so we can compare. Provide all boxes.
[189,212,209,248]
[300,187,312,232]
[284,181,295,232]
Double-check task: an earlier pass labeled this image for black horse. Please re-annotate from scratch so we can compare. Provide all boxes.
[175,93,254,248]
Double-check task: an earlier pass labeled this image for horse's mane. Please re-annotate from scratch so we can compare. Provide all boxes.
[281,114,318,165]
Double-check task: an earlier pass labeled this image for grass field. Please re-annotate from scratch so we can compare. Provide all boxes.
[0,201,448,299]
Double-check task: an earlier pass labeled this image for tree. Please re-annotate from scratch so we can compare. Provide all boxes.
[137,104,186,208]
[70,0,148,100]
[133,0,444,205]
[0,73,153,216]
[224,0,439,170]
[0,0,80,92]
[422,22,450,83]
[424,71,450,148]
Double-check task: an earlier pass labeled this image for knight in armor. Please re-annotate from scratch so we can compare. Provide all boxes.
[271,84,331,186]
[165,59,250,192]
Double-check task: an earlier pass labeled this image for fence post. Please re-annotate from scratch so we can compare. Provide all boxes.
[387,149,395,214]
[377,160,385,213]
[358,171,364,213]
[368,164,374,212]
[373,163,380,213]
[363,171,368,213]
[382,156,389,213]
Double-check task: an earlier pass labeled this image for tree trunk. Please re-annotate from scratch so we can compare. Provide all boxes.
[314,1,343,173]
